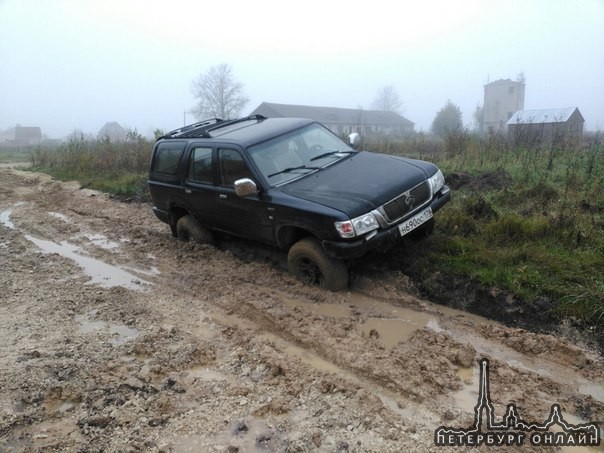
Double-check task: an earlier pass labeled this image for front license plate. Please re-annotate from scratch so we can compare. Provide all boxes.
[398,207,433,237]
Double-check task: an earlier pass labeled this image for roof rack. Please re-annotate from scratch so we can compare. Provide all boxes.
[161,118,223,140]
[161,115,267,140]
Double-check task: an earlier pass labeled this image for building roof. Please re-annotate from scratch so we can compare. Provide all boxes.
[484,78,524,87]
[98,122,127,141]
[14,126,42,140]
[507,107,583,125]
[249,102,414,127]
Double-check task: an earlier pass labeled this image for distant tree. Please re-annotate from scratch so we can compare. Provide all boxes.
[191,63,249,120]
[473,104,484,133]
[66,129,92,142]
[516,71,526,84]
[153,128,165,140]
[371,85,403,113]
[431,100,463,138]
[126,127,143,142]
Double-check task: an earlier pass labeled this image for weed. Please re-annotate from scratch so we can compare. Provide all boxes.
[29,137,151,200]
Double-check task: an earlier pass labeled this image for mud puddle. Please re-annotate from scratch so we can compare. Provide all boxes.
[48,211,70,222]
[25,234,151,290]
[0,208,15,229]
[76,311,140,346]
[282,298,352,318]
[446,324,604,404]
[4,419,83,452]
[0,201,26,230]
[362,317,433,348]
[284,293,441,348]
[81,233,120,251]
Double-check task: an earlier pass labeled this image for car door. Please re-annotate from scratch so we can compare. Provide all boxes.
[182,145,220,227]
[212,147,275,242]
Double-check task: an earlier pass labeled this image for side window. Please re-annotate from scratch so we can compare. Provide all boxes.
[188,147,213,183]
[152,141,185,175]
[218,149,252,187]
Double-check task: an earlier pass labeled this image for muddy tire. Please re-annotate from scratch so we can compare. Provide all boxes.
[176,215,214,245]
[287,237,348,291]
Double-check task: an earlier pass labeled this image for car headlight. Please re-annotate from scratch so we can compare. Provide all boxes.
[428,169,445,195]
[335,213,379,238]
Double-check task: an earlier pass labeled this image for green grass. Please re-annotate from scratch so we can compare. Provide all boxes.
[0,147,35,163]
[370,131,604,325]
[30,137,151,200]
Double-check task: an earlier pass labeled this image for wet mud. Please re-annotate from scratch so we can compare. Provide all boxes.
[0,166,602,452]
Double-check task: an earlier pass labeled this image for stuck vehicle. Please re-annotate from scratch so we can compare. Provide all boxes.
[148,115,450,291]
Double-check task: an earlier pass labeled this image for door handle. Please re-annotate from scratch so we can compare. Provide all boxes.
[219,194,227,200]
[184,189,192,194]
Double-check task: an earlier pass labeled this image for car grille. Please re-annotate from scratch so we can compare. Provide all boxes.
[382,180,431,222]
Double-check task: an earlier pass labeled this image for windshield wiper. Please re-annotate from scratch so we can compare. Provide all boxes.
[267,165,320,178]
[310,150,354,161]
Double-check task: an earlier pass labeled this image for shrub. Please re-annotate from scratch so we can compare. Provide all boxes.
[30,137,152,200]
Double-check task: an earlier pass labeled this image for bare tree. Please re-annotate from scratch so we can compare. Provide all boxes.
[371,85,403,113]
[191,64,249,120]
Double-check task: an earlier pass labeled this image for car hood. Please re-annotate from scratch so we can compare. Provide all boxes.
[279,151,437,217]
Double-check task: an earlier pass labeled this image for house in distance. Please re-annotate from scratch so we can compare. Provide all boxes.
[97,122,127,142]
[507,107,584,146]
[249,102,415,138]
[0,125,42,147]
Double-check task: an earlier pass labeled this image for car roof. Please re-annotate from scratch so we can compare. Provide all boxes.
[159,116,315,147]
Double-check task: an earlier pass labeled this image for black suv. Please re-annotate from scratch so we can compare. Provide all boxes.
[148,115,450,291]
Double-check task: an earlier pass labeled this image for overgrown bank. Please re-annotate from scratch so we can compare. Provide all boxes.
[367,132,603,342]
[9,132,604,336]
[29,137,151,200]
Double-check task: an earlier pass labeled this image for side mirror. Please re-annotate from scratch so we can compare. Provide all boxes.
[348,132,360,149]
[234,178,258,197]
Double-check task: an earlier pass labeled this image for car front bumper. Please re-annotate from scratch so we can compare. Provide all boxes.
[322,185,451,260]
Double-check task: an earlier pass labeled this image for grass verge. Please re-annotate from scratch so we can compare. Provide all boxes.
[29,138,151,201]
[371,131,603,329]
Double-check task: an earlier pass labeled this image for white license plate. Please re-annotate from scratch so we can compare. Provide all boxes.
[398,208,433,237]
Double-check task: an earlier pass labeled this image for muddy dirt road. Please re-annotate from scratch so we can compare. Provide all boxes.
[0,165,602,452]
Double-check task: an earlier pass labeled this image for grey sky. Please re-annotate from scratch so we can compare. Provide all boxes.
[1,0,603,138]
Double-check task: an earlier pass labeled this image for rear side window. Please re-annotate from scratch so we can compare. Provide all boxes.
[188,147,213,183]
[152,141,185,175]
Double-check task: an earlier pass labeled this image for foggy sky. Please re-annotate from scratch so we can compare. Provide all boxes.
[1,0,603,139]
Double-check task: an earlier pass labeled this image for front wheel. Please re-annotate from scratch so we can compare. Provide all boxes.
[287,237,349,291]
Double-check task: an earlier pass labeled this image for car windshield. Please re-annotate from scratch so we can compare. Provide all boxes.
[247,123,353,186]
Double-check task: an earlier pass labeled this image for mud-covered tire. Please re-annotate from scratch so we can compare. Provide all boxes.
[287,237,348,291]
[176,215,214,245]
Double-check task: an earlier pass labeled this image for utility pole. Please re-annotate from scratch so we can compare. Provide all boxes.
[183,110,194,126]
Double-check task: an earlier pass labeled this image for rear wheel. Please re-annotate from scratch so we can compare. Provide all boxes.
[176,215,214,245]
[287,237,348,291]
